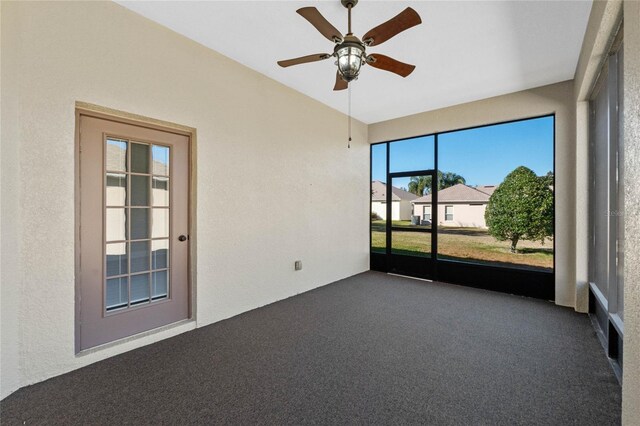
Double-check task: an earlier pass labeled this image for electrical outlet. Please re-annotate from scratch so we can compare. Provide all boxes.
[294,260,302,271]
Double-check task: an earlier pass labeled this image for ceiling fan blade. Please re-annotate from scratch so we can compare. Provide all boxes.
[362,7,422,47]
[333,72,348,91]
[297,7,343,43]
[277,53,331,68]
[367,54,416,77]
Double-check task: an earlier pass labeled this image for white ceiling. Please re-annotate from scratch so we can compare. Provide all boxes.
[117,0,592,124]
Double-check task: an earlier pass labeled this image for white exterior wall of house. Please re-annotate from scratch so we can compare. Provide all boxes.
[0,1,369,399]
[413,203,488,228]
[371,201,412,221]
[439,203,488,228]
[371,201,387,220]
[391,202,400,221]
[398,200,413,221]
[413,204,430,221]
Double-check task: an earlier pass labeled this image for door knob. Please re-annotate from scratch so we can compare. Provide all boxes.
[178,235,188,242]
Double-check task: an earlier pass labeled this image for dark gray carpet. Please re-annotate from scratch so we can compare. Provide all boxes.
[1,272,621,425]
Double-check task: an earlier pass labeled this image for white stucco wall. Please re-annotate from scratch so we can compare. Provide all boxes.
[1,0,22,397]
[369,81,576,308]
[0,1,369,399]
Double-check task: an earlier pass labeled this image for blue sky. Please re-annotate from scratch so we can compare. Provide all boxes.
[372,116,554,191]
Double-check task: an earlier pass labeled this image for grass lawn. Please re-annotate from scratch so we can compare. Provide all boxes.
[371,220,553,271]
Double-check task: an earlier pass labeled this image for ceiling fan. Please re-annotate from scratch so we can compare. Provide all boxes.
[277,0,422,91]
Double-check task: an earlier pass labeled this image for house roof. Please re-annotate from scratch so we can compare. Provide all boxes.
[413,183,496,204]
[476,185,497,197]
[371,181,418,202]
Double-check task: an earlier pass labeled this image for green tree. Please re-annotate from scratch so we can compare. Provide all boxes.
[542,171,554,187]
[439,172,466,190]
[407,171,467,196]
[408,175,431,196]
[485,166,554,253]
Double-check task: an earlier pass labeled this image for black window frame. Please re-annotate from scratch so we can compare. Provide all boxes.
[370,113,556,300]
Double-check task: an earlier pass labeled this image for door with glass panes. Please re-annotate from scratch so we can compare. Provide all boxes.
[78,114,190,351]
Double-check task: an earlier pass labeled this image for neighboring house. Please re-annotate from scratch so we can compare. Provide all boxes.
[412,184,497,228]
[371,181,418,221]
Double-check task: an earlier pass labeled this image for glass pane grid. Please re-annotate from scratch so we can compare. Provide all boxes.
[104,138,171,313]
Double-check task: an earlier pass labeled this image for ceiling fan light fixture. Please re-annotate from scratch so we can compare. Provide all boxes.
[278,3,421,90]
[335,42,365,82]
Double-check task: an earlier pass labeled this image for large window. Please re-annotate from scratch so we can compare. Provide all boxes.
[437,116,554,271]
[370,115,555,273]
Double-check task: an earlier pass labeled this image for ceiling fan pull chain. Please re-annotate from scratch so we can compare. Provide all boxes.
[348,84,352,148]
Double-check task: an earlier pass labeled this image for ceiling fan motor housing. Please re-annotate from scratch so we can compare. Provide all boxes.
[334,35,366,82]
